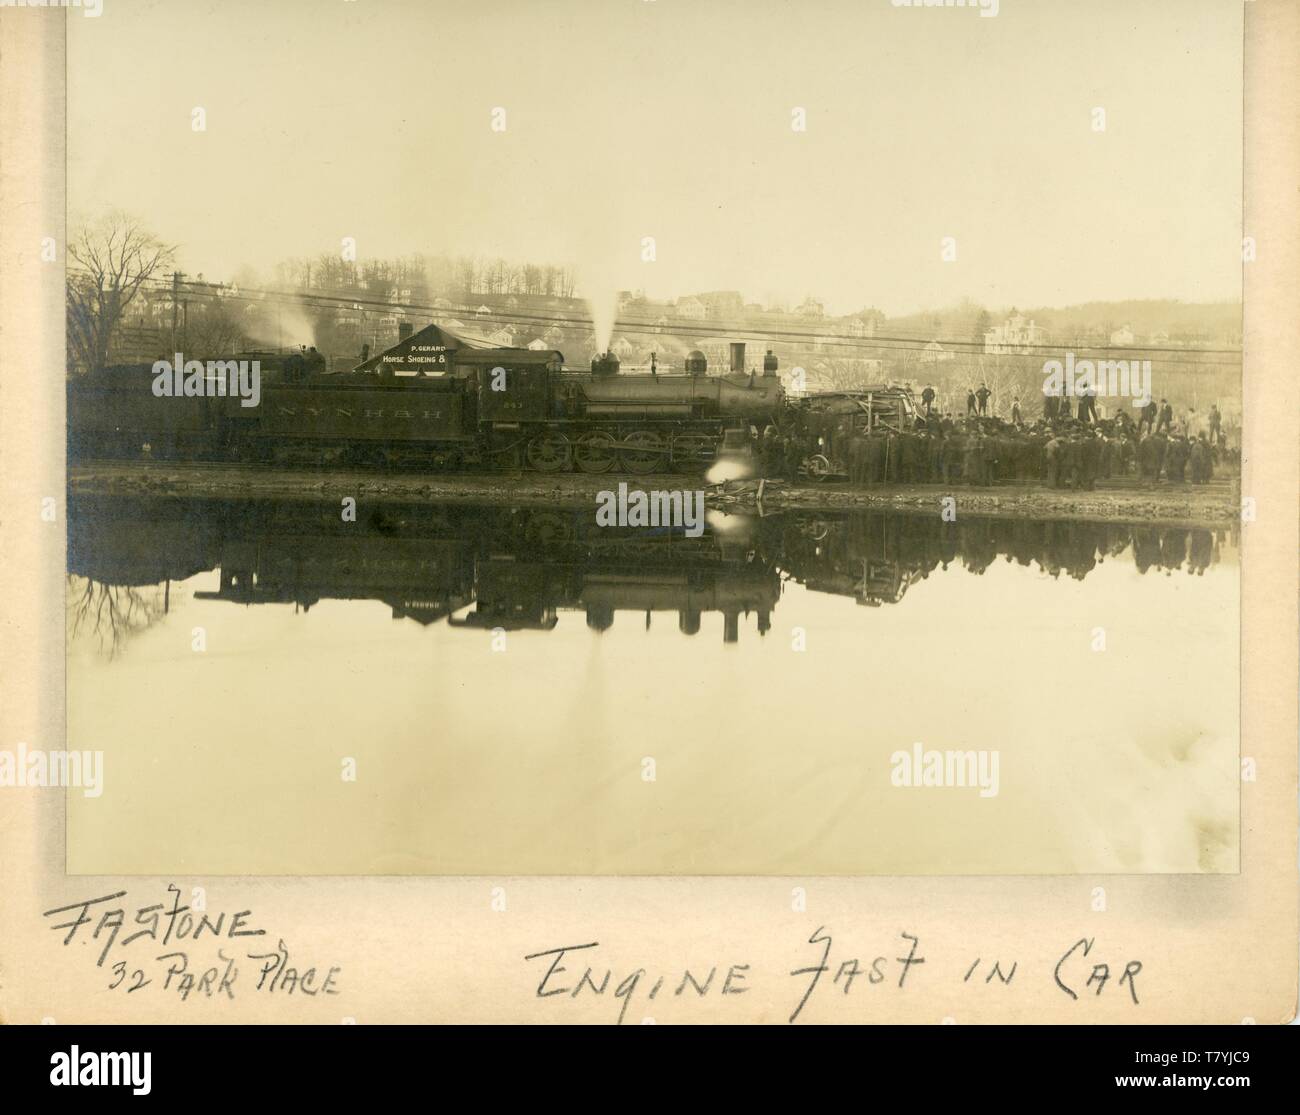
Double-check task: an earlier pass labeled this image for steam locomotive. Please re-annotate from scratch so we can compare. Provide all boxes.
[67,337,786,475]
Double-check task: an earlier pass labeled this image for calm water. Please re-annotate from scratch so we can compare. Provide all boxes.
[66,494,1239,876]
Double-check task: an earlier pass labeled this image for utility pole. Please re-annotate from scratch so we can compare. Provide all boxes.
[170,270,182,352]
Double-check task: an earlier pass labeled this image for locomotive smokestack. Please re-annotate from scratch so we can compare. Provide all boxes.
[591,351,620,376]
[763,349,779,377]
[685,350,707,376]
[730,342,746,376]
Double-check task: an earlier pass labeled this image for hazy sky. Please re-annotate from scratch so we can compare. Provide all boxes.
[69,0,1243,316]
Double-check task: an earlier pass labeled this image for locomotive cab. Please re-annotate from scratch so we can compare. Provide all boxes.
[460,350,564,427]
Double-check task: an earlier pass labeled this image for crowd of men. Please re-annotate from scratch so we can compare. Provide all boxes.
[757,390,1231,489]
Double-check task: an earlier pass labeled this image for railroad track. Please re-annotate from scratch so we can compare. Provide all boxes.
[69,462,1240,514]
[69,458,706,479]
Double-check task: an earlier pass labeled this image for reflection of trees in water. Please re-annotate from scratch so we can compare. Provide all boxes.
[67,576,168,658]
[66,495,1235,657]
[774,515,1231,604]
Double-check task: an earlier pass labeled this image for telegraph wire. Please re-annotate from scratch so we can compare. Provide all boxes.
[82,270,1246,367]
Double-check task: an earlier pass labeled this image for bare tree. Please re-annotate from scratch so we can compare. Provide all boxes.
[66,211,174,373]
[485,258,509,294]
[67,576,169,658]
[455,255,479,295]
[186,299,246,357]
[807,356,888,391]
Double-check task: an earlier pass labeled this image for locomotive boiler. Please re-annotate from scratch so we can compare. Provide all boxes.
[578,345,780,422]
[504,341,783,473]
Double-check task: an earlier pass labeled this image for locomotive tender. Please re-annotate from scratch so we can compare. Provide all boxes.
[68,330,785,475]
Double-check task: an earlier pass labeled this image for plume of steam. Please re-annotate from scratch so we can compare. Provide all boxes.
[580,260,620,356]
[573,202,626,356]
[246,303,317,350]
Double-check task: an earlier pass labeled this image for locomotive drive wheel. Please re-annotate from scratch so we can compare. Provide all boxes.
[574,432,618,474]
[523,512,572,544]
[525,432,571,472]
[670,433,715,470]
[805,454,833,482]
[620,430,664,474]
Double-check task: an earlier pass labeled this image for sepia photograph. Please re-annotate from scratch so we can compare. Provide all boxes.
[1,0,1296,1062]
[59,0,1243,877]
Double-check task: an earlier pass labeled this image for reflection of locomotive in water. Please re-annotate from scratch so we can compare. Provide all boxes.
[67,496,783,643]
[67,495,1229,657]
[451,508,778,640]
[67,330,785,475]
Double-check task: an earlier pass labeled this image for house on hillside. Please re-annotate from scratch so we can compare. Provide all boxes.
[920,341,954,363]
[696,339,730,367]
[843,314,879,338]
[1109,324,1135,346]
[984,311,1047,354]
[697,291,745,318]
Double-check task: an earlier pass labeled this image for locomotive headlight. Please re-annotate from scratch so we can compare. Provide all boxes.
[706,458,754,485]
